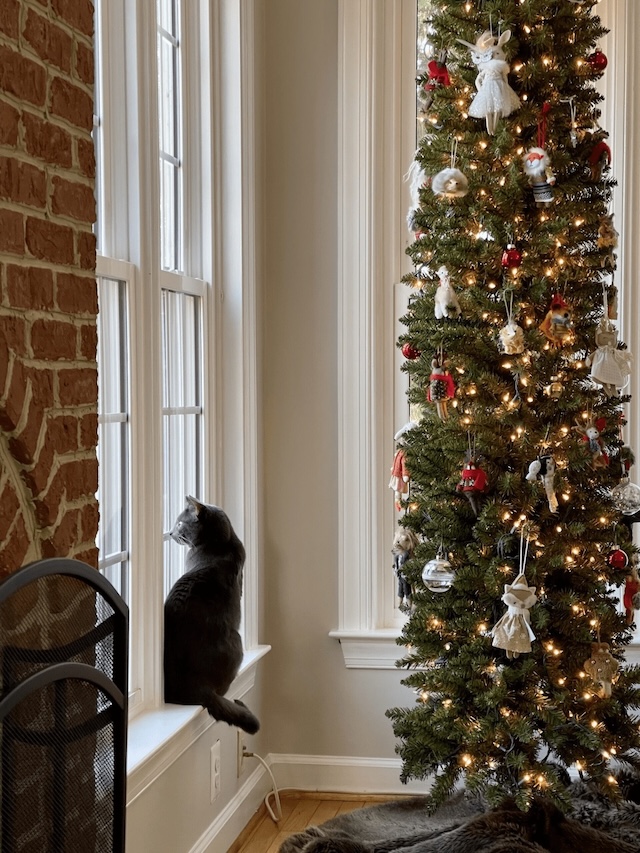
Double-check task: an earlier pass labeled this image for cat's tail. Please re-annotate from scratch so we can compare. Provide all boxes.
[205,695,260,734]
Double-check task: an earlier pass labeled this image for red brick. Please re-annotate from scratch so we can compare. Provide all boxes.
[76,137,95,178]
[31,318,77,360]
[48,415,79,454]
[6,265,55,310]
[59,457,98,501]
[79,412,97,449]
[0,335,9,395]
[49,76,93,131]
[56,271,97,315]
[75,40,93,85]
[0,514,30,576]
[41,509,80,557]
[80,322,97,359]
[0,357,26,431]
[51,175,95,223]
[0,0,20,40]
[52,0,93,38]
[22,112,73,168]
[57,366,97,406]
[23,9,73,74]
[27,365,54,408]
[0,46,46,107]
[9,406,44,464]
[0,100,20,146]
[0,156,46,209]
[0,481,20,542]
[75,545,98,568]
[0,208,24,254]
[25,217,74,264]
[76,230,96,270]
[0,313,27,356]
[80,500,99,541]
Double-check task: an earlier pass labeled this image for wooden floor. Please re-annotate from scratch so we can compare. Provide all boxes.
[228,791,395,853]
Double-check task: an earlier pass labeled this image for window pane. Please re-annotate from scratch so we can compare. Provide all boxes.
[161,289,203,596]
[97,276,130,607]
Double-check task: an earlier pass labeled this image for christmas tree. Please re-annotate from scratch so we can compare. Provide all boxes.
[387,0,640,812]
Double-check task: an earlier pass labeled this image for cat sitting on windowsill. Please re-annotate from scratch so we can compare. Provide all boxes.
[163,496,260,734]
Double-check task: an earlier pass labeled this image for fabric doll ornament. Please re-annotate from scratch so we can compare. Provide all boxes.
[418,49,450,112]
[523,147,556,208]
[573,415,609,468]
[623,560,640,625]
[586,296,632,396]
[392,527,419,611]
[389,448,410,508]
[598,214,619,250]
[583,642,618,698]
[588,139,611,182]
[427,353,455,420]
[526,455,558,514]
[457,29,520,135]
[499,291,525,354]
[492,571,537,659]
[539,294,573,347]
[434,265,462,320]
[456,453,487,516]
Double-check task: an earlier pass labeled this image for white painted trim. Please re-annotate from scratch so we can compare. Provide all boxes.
[336,0,417,641]
[329,630,403,669]
[127,644,270,803]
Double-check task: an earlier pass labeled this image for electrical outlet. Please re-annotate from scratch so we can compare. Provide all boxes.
[210,740,221,802]
[236,730,246,778]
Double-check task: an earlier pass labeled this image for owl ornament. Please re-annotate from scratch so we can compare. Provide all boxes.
[491,573,537,659]
[583,642,618,698]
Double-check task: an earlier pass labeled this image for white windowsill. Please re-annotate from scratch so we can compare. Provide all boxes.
[126,644,271,804]
[330,630,640,672]
[329,630,404,669]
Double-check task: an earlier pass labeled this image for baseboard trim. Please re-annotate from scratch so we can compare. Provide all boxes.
[189,753,430,852]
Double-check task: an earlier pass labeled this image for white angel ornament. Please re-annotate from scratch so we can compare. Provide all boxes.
[457,29,521,135]
[492,572,537,659]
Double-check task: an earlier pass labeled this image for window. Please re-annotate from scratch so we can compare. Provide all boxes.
[94,0,266,724]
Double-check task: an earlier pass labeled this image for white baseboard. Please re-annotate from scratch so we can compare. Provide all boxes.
[189,753,430,852]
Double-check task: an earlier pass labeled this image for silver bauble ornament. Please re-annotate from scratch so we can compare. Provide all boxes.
[611,477,640,516]
[422,551,455,593]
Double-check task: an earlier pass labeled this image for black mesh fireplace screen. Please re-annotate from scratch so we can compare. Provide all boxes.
[0,558,128,853]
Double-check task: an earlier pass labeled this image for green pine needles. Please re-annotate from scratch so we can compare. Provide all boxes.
[386,0,640,813]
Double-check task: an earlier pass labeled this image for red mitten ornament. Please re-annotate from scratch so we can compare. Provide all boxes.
[456,457,487,516]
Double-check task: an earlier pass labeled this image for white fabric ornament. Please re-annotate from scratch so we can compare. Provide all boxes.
[434,266,461,320]
[457,30,520,135]
[526,455,558,514]
[492,572,537,659]
[523,147,556,207]
[586,299,631,397]
[499,292,524,354]
[432,167,469,198]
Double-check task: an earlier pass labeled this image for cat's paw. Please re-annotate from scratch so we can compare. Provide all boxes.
[234,700,260,734]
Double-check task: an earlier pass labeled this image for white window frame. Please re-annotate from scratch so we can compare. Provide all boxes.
[94,0,269,781]
[331,0,640,668]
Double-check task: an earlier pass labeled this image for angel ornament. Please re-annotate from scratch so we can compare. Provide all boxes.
[499,292,525,355]
[457,29,520,135]
[492,572,537,659]
[586,306,631,397]
[583,642,618,698]
[526,454,558,514]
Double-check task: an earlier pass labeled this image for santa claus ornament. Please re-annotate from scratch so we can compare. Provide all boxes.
[540,294,573,347]
[523,147,556,207]
[583,642,618,698]
[428,353,456,420]
[457,29,520,136]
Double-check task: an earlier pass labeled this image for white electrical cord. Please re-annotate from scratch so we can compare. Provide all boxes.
[243,750,283,823]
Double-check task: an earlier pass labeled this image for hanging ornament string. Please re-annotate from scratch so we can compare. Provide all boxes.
[538,102,551,150]
[561,97,577,147]
[519,527,530,576]
[504,291,514,325]
[450,138,459,170]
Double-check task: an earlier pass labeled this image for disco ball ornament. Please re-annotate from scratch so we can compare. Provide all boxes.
[607,548,628,570]
[422,551,455,593]
[611,477,640,516]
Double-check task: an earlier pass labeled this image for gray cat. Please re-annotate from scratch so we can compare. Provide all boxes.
[163,496,260,734]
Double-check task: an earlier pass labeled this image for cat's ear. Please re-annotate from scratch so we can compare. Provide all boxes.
[186,495,204,517]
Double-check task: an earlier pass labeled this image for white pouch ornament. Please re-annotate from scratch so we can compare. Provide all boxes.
[492,533,536,659]
[432,140,468,199]
[498,292,524,354]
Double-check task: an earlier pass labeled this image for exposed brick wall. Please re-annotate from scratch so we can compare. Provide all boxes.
[0,0,97,575]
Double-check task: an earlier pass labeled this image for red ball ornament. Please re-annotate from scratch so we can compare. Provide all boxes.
[402,342,421,360]
[501,244,523,270]
[587,49,608,72]
[607,548,629,570]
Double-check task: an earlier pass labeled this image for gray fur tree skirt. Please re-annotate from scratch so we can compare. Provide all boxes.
[278,784,640,853]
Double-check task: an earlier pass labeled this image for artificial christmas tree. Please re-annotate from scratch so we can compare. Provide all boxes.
[387,0,640,813]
